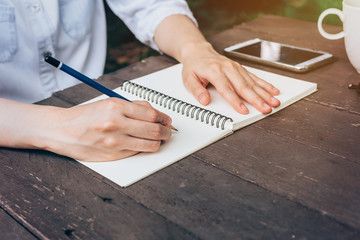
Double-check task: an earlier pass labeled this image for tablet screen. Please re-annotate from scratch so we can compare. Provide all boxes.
[233,40,322,65]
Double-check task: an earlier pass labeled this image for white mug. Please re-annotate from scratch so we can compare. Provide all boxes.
[318,0,360,73]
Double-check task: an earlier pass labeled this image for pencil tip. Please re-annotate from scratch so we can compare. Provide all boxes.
[171,125,178,131]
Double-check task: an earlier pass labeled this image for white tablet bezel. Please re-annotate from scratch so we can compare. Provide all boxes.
[224,38,333,72]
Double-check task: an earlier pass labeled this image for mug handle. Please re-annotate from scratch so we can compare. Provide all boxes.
[317,8,345,40]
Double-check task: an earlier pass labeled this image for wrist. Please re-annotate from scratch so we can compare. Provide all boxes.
[15,105,64,152]
[178,41,214,62]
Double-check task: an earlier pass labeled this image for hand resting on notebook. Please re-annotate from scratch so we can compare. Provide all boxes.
[154,15,281,114]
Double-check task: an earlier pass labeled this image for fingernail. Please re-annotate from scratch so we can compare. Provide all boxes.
[198,93,207,105]
[263,103,271,109]
[273,87,280,94]
[271,97,279,104]
[166,116,172,126]
[240,103,249,114]
[162,115,171,126]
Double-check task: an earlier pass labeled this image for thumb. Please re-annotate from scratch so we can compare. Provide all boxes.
[183,73,211,106]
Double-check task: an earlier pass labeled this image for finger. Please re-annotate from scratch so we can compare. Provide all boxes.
[216,81,249,114]
[124,100,173,127]
[227,66,272,114]
[114,150,139,159]
[253,85,280,108]
[82,150,139,162]
[96,131,166,156]
[86,139,161,162]
[206,70,249,114]
[89,131,166,160]
[245,71,280,108]
[248,72,280,96]
[121,136,163,153]
[124,119,172,141]
[182,72,211,106]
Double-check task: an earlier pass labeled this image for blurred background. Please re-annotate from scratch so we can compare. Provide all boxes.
[104,0,343,73]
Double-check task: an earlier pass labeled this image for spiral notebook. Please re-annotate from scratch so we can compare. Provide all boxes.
[80,64,317,187]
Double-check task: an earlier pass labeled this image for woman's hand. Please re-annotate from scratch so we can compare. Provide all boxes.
[0,98,172,162]
[154,14,280,114]
[46,99,173,162]
[180,42,280,114]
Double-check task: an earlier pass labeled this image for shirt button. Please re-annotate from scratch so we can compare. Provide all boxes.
[30,3,40,13]
[43,52,52,58]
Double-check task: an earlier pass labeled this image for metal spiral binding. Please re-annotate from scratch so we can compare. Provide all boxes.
[122,81,233,130]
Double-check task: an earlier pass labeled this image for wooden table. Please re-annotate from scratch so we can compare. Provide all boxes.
[1,15,360,239]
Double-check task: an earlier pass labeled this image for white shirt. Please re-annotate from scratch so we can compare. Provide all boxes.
[0,0,196,103]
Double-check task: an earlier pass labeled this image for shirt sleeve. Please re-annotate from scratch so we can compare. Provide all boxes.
[105,0,198,51]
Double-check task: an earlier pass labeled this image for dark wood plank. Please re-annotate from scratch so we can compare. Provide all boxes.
[0,207,36,240]
[255,100,360,162]
[119,157,360,239]
[0,149,198,240]
[209,15,360,115]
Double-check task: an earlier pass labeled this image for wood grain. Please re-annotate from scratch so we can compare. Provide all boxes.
[120,158,360,239]
[0,207,36,240]
[0,149,198,240]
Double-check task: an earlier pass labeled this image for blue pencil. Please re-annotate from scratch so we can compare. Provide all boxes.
[44,55,130,101]
[44,55,177,131]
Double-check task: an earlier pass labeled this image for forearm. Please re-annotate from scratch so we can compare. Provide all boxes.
[0,98,56,149]
[154,14,211,62]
